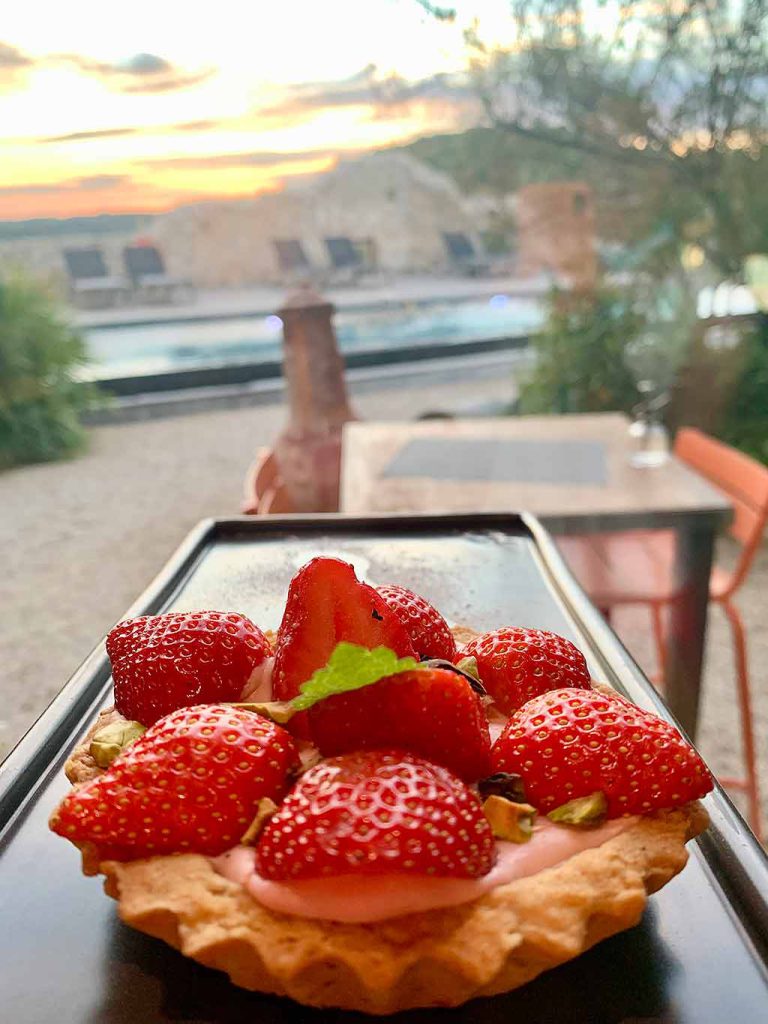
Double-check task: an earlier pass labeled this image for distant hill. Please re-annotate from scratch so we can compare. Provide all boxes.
[0,213,153,241]
[397,126,594,196]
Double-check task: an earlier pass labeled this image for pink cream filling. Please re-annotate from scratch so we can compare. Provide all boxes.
[212,816,635,923]
[240,656,274,703]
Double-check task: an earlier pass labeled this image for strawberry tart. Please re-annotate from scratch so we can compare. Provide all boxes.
[51,556,712,1014]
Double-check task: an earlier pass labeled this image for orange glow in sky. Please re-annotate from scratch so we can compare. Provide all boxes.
[0,1,516,219]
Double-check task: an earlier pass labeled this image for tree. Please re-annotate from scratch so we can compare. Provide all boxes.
[465,0,768,277]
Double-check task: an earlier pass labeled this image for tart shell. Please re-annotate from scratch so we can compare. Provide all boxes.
[60,626,710,1014]
[95,802,708,1014]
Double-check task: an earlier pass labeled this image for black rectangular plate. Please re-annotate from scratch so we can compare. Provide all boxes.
[2,513,767,1024]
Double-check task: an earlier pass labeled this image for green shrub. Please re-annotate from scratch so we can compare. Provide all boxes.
[518,287,645,415]
[718,316,768,465]
[0,276,95,469]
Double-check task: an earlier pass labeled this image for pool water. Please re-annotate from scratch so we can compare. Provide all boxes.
[83,295,544,379]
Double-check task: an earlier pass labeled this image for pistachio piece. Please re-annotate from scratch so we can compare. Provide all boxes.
[478,771,527,804]
[230,700,295,725]
[455,655,481,682]
[547,791,608,827]
[419,657,487,696]
[89,720,146,768]
[240,798,279,846]
[482,794,537,843]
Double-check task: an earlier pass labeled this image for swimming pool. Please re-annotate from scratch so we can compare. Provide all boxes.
[83,295,544,380]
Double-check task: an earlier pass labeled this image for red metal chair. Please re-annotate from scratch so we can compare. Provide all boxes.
[558,428,768,839]
[242,448,295,515]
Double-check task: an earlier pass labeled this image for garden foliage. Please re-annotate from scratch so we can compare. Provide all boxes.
[0,276,94,469]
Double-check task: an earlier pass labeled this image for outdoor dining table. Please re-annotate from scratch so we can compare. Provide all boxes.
[340,412,733,740]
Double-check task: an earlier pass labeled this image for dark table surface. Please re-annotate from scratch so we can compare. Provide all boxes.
[1,514,766,1024]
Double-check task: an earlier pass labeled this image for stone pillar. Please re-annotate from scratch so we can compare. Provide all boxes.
[516,182,598,293]
[273,285,355,512]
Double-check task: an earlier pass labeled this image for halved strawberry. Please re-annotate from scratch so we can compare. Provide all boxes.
[255,749,496,881]
[107,611,271,726]
[307,667,492,781]
[492,687,713,817]
[376,584,457,661]
[462,626,591,715]
[50,705,298,858]
[271,559,416,736]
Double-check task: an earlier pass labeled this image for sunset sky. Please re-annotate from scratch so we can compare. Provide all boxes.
[0,1,517,221]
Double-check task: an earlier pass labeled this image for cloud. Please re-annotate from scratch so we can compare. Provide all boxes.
[60,51,216,93]
[119,53,172,75]
[40,127,141,144]
[0,42,32,68]
[77,174,128,189]
[0,174,128,196]
[0,184,66,195]
[259,65,473,121]
[142,148,338,170]
[0,45,214,94]
[171,119,220,132]
[119,67,215,94]
[0,41,34,91]
[35,119,223,146]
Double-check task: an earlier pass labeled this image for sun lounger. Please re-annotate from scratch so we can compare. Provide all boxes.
[272,239,314,282]
[62,248,129,309]
[442,231,490,276]
[323,236,365,283]
[122,245,193,305]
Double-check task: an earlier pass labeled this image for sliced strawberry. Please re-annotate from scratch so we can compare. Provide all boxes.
[271,559,416,738]
[307,667,492,781]
[50,705,298,858]
[462,626,591,715]
[376,584,457,661]
[107,611,271,726]
[492,687,713,817]
[255,749,495,881]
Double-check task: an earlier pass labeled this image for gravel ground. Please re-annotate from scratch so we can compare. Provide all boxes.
[1,371,766,832]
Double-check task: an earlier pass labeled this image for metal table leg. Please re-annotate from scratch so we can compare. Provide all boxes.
[664,521,716,739]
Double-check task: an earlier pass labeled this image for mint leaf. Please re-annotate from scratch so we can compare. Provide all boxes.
[290,642,420,711]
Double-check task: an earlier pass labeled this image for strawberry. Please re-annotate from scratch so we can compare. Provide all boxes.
[492,688,713,817]
[271,559,416,736]
[255,749,495,881]
[307,667,492,781]
[376,584,457,661]
[462,626,591,715]
[50,705,298,858]
[107,611,271,726]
